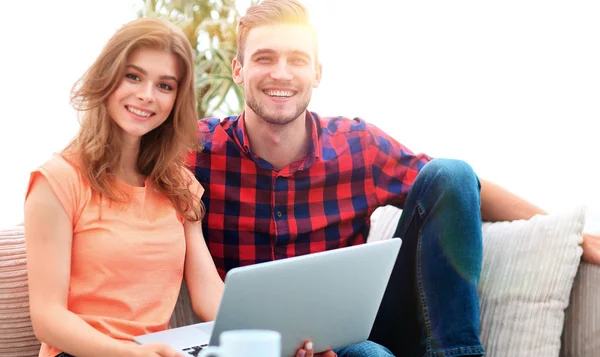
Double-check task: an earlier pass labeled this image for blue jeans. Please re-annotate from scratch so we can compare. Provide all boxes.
[333,340,394,356]
[369,159,485,357]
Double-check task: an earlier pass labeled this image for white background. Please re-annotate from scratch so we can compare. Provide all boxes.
[1,0,599,231]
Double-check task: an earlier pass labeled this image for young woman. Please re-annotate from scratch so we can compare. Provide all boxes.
[24,18,223,357]
[24,15,359,357]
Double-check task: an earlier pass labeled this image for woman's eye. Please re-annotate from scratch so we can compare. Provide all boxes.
[158,83,173,91]
[125,73,140,81]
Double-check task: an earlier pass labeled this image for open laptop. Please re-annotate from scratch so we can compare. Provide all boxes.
[134,238,401,357]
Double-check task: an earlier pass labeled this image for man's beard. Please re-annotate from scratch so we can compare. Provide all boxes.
[246,93,309,126]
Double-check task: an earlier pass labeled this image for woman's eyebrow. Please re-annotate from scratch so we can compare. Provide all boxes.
[126,64,178,82]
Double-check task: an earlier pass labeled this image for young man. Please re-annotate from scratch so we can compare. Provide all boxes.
[187,1,600,356]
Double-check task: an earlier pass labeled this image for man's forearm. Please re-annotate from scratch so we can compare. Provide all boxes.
[479,178,547,222]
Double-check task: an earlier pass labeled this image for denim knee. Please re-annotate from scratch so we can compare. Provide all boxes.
[420,158,478,185]
[418,158,480,196]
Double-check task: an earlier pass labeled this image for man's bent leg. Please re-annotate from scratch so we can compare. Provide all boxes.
[369,158,484,357]
[333,340,395,357]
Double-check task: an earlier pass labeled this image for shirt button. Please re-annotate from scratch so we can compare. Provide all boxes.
[276,210,283,218]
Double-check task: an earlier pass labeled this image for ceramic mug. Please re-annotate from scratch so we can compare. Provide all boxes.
[198,329,281,357]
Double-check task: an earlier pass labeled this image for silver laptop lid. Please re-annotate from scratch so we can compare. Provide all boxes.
[209,238,401,356]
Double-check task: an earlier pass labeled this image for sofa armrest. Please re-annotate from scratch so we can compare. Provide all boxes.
[0,226,40,357]
[560,261,600,357]
[170,280,202,328]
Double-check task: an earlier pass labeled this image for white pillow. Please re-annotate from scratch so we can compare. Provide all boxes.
[368,205,585,357]
[479,207,584,357]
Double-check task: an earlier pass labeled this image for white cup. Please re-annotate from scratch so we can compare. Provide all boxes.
[198,329,281,357]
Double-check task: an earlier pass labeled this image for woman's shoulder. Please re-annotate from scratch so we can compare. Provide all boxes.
[41,152,82,174]
[36,153,88,188]
[27,152,91,223]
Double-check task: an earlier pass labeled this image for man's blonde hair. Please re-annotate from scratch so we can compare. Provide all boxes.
[236,0,318,64]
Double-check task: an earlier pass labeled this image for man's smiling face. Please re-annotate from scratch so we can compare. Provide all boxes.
[233,23,321,126]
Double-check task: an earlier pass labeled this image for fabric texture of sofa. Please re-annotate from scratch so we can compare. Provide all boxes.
[1,206,598,357]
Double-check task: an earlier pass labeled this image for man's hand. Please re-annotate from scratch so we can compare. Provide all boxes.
[582,233,600,264]
[295,341,337,357]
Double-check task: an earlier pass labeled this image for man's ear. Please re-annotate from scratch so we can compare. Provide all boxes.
[232,57,244,85]
[313,62,322,88]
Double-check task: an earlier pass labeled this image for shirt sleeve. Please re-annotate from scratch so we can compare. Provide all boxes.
[25,155,87,226]
[367,124,432,209]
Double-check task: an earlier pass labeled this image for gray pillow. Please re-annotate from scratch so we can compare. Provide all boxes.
[479,207,585,357]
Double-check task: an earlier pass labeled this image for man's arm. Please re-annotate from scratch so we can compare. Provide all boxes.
[479,178,547,222]
[480,178,600,264]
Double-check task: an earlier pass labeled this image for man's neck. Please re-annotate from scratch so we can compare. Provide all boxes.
[244,111,311,171]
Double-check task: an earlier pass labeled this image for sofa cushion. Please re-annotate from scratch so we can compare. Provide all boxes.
[0,226,40,357]
[368,205,585,357]
[478,207,584,357]
[560,261,600,357]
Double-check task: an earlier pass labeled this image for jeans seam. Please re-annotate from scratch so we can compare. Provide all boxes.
[428,346,485,357]
[396,200,420,240]
[415,200,435,356]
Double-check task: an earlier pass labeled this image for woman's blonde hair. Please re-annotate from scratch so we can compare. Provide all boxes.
[68,17,202,222]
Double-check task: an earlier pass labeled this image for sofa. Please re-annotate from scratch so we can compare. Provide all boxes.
[1,205,599,357]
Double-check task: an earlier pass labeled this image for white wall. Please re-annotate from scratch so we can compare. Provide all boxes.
[306,0,600,232]
[0,0,138,226]
[1,0,599,231]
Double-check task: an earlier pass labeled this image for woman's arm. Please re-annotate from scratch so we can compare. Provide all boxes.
[25,176,178,357]
[183,220,224,322]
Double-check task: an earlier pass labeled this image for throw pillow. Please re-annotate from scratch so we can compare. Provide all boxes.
[368,205,585,357]
[0,225,40,357]
[479,207,585,357]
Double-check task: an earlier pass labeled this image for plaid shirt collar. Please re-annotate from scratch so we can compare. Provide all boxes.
[233,110,323,174]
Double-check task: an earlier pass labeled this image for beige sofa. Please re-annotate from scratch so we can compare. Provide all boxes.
[1,206,599,357]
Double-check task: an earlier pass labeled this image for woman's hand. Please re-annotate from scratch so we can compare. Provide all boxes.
[128,343,186,357]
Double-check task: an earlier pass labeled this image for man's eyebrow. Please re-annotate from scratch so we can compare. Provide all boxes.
[250,49,278,57]
[126,64,178,82]
[289,50,311,59]
[250,49,311,59]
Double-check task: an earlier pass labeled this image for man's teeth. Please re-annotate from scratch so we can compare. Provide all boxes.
[127,106,153,117]
[265,90,293,98]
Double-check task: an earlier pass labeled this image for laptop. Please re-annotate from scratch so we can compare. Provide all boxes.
[134,238,402,357]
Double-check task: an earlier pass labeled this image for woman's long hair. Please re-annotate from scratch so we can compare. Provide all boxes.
[67,17,202,221]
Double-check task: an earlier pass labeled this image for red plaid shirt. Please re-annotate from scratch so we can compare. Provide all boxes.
[187,111,431,278]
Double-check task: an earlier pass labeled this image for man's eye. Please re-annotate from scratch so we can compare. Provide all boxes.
[291,58,307,65]
[125,73,140,81]
[257,57,272,63]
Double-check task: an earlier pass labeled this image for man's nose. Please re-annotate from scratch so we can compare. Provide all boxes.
[270,60,293,81]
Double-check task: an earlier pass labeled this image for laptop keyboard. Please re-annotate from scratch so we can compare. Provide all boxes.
[182,344,208,357]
